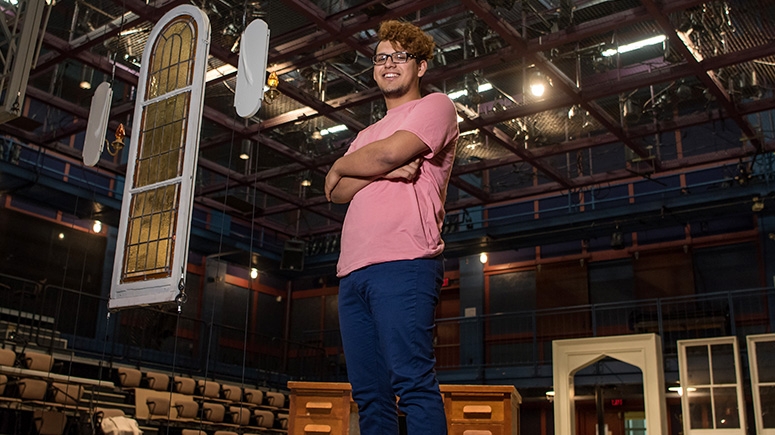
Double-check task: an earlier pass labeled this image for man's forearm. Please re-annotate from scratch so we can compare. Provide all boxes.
[329,176,374,204]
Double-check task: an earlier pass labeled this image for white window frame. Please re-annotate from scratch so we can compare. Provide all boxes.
[109,4,210,309]
[747,333,775,435]
[677,336,747,435]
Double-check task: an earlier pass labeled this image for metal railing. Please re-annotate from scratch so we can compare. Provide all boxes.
[1,272,772,384]
[433,287,773,371]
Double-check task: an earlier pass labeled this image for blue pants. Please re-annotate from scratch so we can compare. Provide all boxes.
[339,257,447,435]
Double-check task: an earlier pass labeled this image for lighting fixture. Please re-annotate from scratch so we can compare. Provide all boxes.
[311,129,323,141]
[479,252,488,264]
[92,220,102,233]
[545,390,555,402]
[250,268,258,279]
[320,124,348,136]
[752,196,765,212]
[106,124,126,156]
[602,34,666,57]
[448,82,494,100]
[239,139,251,160]
[79,65,93,90]
[528,72,547,97]
[299,169,313,187]
[58,232,65,240]
[611,227,625,250]
[265,71,280,101]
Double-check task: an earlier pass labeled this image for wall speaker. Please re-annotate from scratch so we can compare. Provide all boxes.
[280,240,305,271]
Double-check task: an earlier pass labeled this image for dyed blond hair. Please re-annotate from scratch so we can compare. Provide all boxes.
[377,20,435,62]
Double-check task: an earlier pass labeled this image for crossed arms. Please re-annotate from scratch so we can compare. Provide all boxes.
[324,130,429,204]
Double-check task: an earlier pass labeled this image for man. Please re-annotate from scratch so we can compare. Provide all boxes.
[324,20,458,435]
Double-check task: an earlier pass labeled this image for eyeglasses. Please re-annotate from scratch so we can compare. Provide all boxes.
[372,51,416,66]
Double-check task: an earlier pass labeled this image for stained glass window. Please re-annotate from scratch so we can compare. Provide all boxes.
[110,5,210,308]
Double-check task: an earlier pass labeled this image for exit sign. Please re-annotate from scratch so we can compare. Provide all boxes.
[610,399,624,407]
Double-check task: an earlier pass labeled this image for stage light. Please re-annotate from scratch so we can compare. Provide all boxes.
[239,139,251,160]
[529,72,548,97]
[611,228,625,250]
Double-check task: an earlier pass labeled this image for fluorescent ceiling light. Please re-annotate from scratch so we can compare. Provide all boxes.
[602,35,666,57]
[320,124,348,136]
[448,82,494,100]
[206,64,237,82]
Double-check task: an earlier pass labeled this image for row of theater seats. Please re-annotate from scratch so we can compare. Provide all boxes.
[0,347,80,406]
[117,367,289,433]
[0,347,93,435]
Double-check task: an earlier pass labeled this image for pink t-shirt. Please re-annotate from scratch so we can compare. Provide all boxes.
[337,93,459,277]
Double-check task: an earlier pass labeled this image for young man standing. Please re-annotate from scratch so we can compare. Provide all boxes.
[324,20,458,435]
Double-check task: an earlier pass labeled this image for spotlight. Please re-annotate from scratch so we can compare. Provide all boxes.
[529,71,547,97]
[675,82,692,101]
[622,98,641,122]
[611,228,625,250]
[239,139,251,160]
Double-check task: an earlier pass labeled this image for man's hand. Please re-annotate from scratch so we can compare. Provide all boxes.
[383,157,422,181]
[324,162,342,202]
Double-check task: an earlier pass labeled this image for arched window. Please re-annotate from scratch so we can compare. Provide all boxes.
[110,5,210,309]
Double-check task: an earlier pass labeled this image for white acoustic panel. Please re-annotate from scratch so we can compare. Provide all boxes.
[234,19,270,118]
[82,82,113,167]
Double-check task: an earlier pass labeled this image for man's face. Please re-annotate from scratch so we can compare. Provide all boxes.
[373,40,425,99]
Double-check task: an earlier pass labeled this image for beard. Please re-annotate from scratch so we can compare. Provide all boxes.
[379,81,412,99]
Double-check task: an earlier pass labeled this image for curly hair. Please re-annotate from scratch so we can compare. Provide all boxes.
[377,20,435,62]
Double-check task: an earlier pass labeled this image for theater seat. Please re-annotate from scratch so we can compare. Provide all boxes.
[23,352,53,372]
[197,379,221,399]
[145,371,169,391]
[253,409,274,428]
[243,388,263,405]
[0,348,15,366]
[33,410,67,435]
[221,384,241,402]
[173,376,196,395]
[18,378,48,400]
[50,382,83,406]
[117,368,142,388]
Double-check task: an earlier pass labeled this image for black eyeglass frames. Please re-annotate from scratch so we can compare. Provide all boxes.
[372,51,417,65]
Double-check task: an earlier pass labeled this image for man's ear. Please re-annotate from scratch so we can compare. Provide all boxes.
[417,59,428,78]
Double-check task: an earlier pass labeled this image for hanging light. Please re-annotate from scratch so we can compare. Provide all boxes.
[301,170,312,187]
[265,71,280,101]
[79,66,93,90]
[529,71,548,97]
[239,139,251,160]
